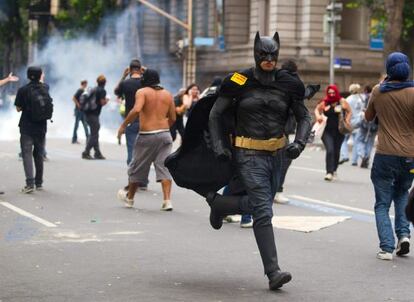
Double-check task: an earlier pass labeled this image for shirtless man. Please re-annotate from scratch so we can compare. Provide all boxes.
[117,69,176,210]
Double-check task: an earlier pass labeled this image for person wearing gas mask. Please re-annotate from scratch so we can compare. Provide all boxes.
[206,32,312,290]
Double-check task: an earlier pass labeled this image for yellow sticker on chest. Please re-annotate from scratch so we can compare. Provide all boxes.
[230,73,247,85]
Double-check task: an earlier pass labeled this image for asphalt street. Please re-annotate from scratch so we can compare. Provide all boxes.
[1,138,413,302]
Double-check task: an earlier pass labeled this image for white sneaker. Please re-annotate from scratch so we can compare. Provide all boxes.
[117,189,134,208]
[324,173,333,181]
[240,221,253,228]
[21,186,35,194]
[223,215,240,223]
[274,192,289,204]
[161,200,173,211]
[376,250,393,260]
[396,237,410,256]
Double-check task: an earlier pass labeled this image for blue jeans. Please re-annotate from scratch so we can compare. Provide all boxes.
[340,131,359,164]
[371,154,414,253]
[72,108,89,143]
[125,120,139,165]
[356,129,376,160]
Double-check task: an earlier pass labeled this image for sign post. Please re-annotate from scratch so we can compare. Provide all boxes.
[326,1,343,84]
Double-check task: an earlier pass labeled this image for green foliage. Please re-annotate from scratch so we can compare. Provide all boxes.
[55,0,119,36]
[0,0,31,71]
[0,0,30,44]
[346,0,414,41]
[402,1,414,39]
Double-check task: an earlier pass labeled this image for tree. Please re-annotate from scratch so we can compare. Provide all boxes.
[0,0,30,75]
[383,0,404,55]
[348,0,414,59]
[0,0,121,73]
[55,0,119,38]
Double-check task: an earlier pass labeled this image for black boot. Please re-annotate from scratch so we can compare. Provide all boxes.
[253,224,292,290]
[206,192,242,230]
[268,270,292,290]
[360,157,369,168]
[82,151,93,160]
[94,152,106,160]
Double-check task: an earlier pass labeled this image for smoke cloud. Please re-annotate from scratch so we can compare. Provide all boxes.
[0,4,181,143]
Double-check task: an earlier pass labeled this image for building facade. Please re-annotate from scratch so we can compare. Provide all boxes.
[41,0,384,94]
[158,0,384,94]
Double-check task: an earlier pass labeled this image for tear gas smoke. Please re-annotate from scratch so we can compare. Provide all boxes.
[0,5,181,143]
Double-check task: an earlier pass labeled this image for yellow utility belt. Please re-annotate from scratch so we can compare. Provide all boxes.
[234,136,286,152]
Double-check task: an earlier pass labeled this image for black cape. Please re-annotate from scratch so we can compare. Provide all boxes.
[164,92,235,197]
[164,68,305,198]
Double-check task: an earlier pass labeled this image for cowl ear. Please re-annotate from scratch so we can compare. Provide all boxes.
[273,32,280,46]
[254,31,261,47]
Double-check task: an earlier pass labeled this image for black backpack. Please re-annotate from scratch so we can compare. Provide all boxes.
[79,87,97,112]
[28,83,53,122]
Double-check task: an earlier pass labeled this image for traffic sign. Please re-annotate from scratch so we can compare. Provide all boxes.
[334,58,352,69]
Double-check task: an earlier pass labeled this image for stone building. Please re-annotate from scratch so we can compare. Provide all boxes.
[145,0,384,93]
[38,0,384,94]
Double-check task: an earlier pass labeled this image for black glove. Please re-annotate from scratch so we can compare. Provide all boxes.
[285,142,304,159]
[304,84,321,100]
[212,139,232,161]
[203,130,212,149]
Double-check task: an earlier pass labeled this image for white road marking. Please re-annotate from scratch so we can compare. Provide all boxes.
[109,231,144,235]
[272,216,350,233]
[0,201,57,228]
[289,194,385,217]
[290,166,325,173]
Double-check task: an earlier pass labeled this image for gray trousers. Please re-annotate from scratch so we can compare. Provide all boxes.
[20,133,45,187]
[84,113,101,154]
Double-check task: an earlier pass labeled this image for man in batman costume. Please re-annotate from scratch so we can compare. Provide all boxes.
[165,32,312,290]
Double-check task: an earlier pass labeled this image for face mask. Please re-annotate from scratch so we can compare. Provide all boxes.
[254,32,280,69]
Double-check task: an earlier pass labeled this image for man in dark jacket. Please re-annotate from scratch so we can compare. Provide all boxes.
[15,66,52,193]
[82,75,108,160]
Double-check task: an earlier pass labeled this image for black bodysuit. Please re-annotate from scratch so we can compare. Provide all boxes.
[209,68,311,150]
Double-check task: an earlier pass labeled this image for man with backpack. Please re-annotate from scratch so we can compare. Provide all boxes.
[71,80,90,144]
[81,75,108,160]
[15,66,53,193]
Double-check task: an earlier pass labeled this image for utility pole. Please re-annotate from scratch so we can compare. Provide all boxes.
[185,0,195,87]
[136,0,194,87]
[329,0,335,85]
[326,0,342,85]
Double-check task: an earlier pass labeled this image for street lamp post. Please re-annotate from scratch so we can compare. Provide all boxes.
[185,0,195,88]
[326,0,342,85]
[329,0,336,85]
[136,0,194,88]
